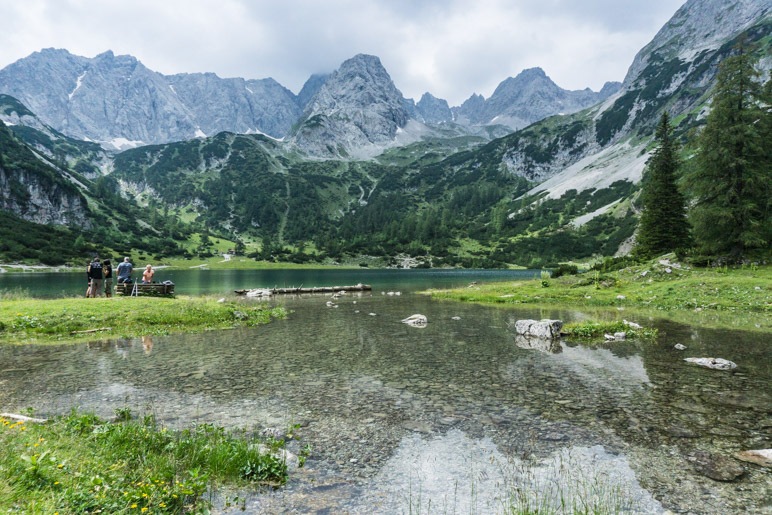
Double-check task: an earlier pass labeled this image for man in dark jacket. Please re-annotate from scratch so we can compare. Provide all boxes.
[87,257,103,298]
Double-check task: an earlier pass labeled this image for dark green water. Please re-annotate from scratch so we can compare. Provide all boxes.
[0,267,539,297]
[0,269,769,513]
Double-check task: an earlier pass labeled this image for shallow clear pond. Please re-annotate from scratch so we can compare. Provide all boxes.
[0,270,769,513]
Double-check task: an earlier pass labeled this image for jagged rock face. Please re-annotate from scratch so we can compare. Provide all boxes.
[415,93,453,124]
[0,94,50,134]
[0,48,301,147]
[296,73,329,110]
[0,49,90,130]
[453,68,620,130]
[290,54,411,158]
[68,51,196,146]
[0,118,92,228]
[0,165,91,227]
[623,0,772,88]
[167,73,301,139]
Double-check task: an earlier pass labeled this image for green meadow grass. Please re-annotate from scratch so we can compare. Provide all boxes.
[428,262,771,332]
[0,295,287,345]
[0,410,304,513]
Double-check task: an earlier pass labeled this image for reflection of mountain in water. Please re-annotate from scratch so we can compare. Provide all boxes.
[353,429,662,513]
[554,343,651,387]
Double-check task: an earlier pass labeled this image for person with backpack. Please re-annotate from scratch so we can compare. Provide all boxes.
[87,257,103,298]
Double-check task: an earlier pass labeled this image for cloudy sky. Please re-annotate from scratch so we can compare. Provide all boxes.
[0,0,686,105]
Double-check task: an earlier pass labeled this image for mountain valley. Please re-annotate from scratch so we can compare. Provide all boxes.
[0,0,769,268]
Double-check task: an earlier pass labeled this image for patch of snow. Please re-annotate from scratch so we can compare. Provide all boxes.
[169,84,177,95]
[103,138,145,151]
[68,72,87,101]
[244,127,282,141]
[194,128,207,138]
[570,199,622,227]
[245,86,254,94]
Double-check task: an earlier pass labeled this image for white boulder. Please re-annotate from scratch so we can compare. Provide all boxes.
[684,357,737,370]
[401,314,428,327]
[514,319,563,339]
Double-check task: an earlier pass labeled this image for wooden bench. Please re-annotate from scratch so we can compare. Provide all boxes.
[115,282,175,297]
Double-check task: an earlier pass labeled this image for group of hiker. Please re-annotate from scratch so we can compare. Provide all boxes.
[85,256,155,298]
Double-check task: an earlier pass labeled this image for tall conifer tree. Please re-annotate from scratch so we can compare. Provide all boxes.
[634,112,690,258]
[686,41,770,259]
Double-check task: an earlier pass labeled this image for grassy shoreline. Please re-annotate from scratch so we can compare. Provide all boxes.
[0,409,305,513]
[0,295,287,345]
[427,261,771,332]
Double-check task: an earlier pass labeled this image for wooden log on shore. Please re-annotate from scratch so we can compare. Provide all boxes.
[70,327,112,335]
[235,284,372,296]
[1,413,48,424]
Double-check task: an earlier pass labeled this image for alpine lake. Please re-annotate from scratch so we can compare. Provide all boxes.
[0,268,769,513]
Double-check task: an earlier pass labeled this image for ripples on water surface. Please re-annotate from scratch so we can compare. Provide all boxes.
[0,271,769,513]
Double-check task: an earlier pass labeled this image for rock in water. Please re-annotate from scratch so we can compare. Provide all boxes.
[684,357,737,370]
[514,319,563,339]
[401,314,428,327]
[687,451,745,481]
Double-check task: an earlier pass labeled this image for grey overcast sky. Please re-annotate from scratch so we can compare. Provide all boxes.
[0,0,686,105]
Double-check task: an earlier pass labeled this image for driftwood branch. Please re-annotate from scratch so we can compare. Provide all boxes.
[1,412,48,423]
[70,327,112,335]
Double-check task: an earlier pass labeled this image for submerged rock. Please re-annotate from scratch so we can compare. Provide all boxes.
[687,450,745,481]
[684,357,737,370]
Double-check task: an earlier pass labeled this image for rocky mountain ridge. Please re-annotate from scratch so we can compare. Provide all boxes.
[0,49,303,149]
[289,54,411,158]
[0,48,618,155]
[623,0,771,88]
[453,67,619,129]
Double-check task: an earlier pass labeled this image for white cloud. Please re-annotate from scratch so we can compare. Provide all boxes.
[0,0,686,106]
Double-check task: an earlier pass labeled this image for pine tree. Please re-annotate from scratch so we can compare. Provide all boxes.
[633,112,690,258]
[686,41,770,260]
